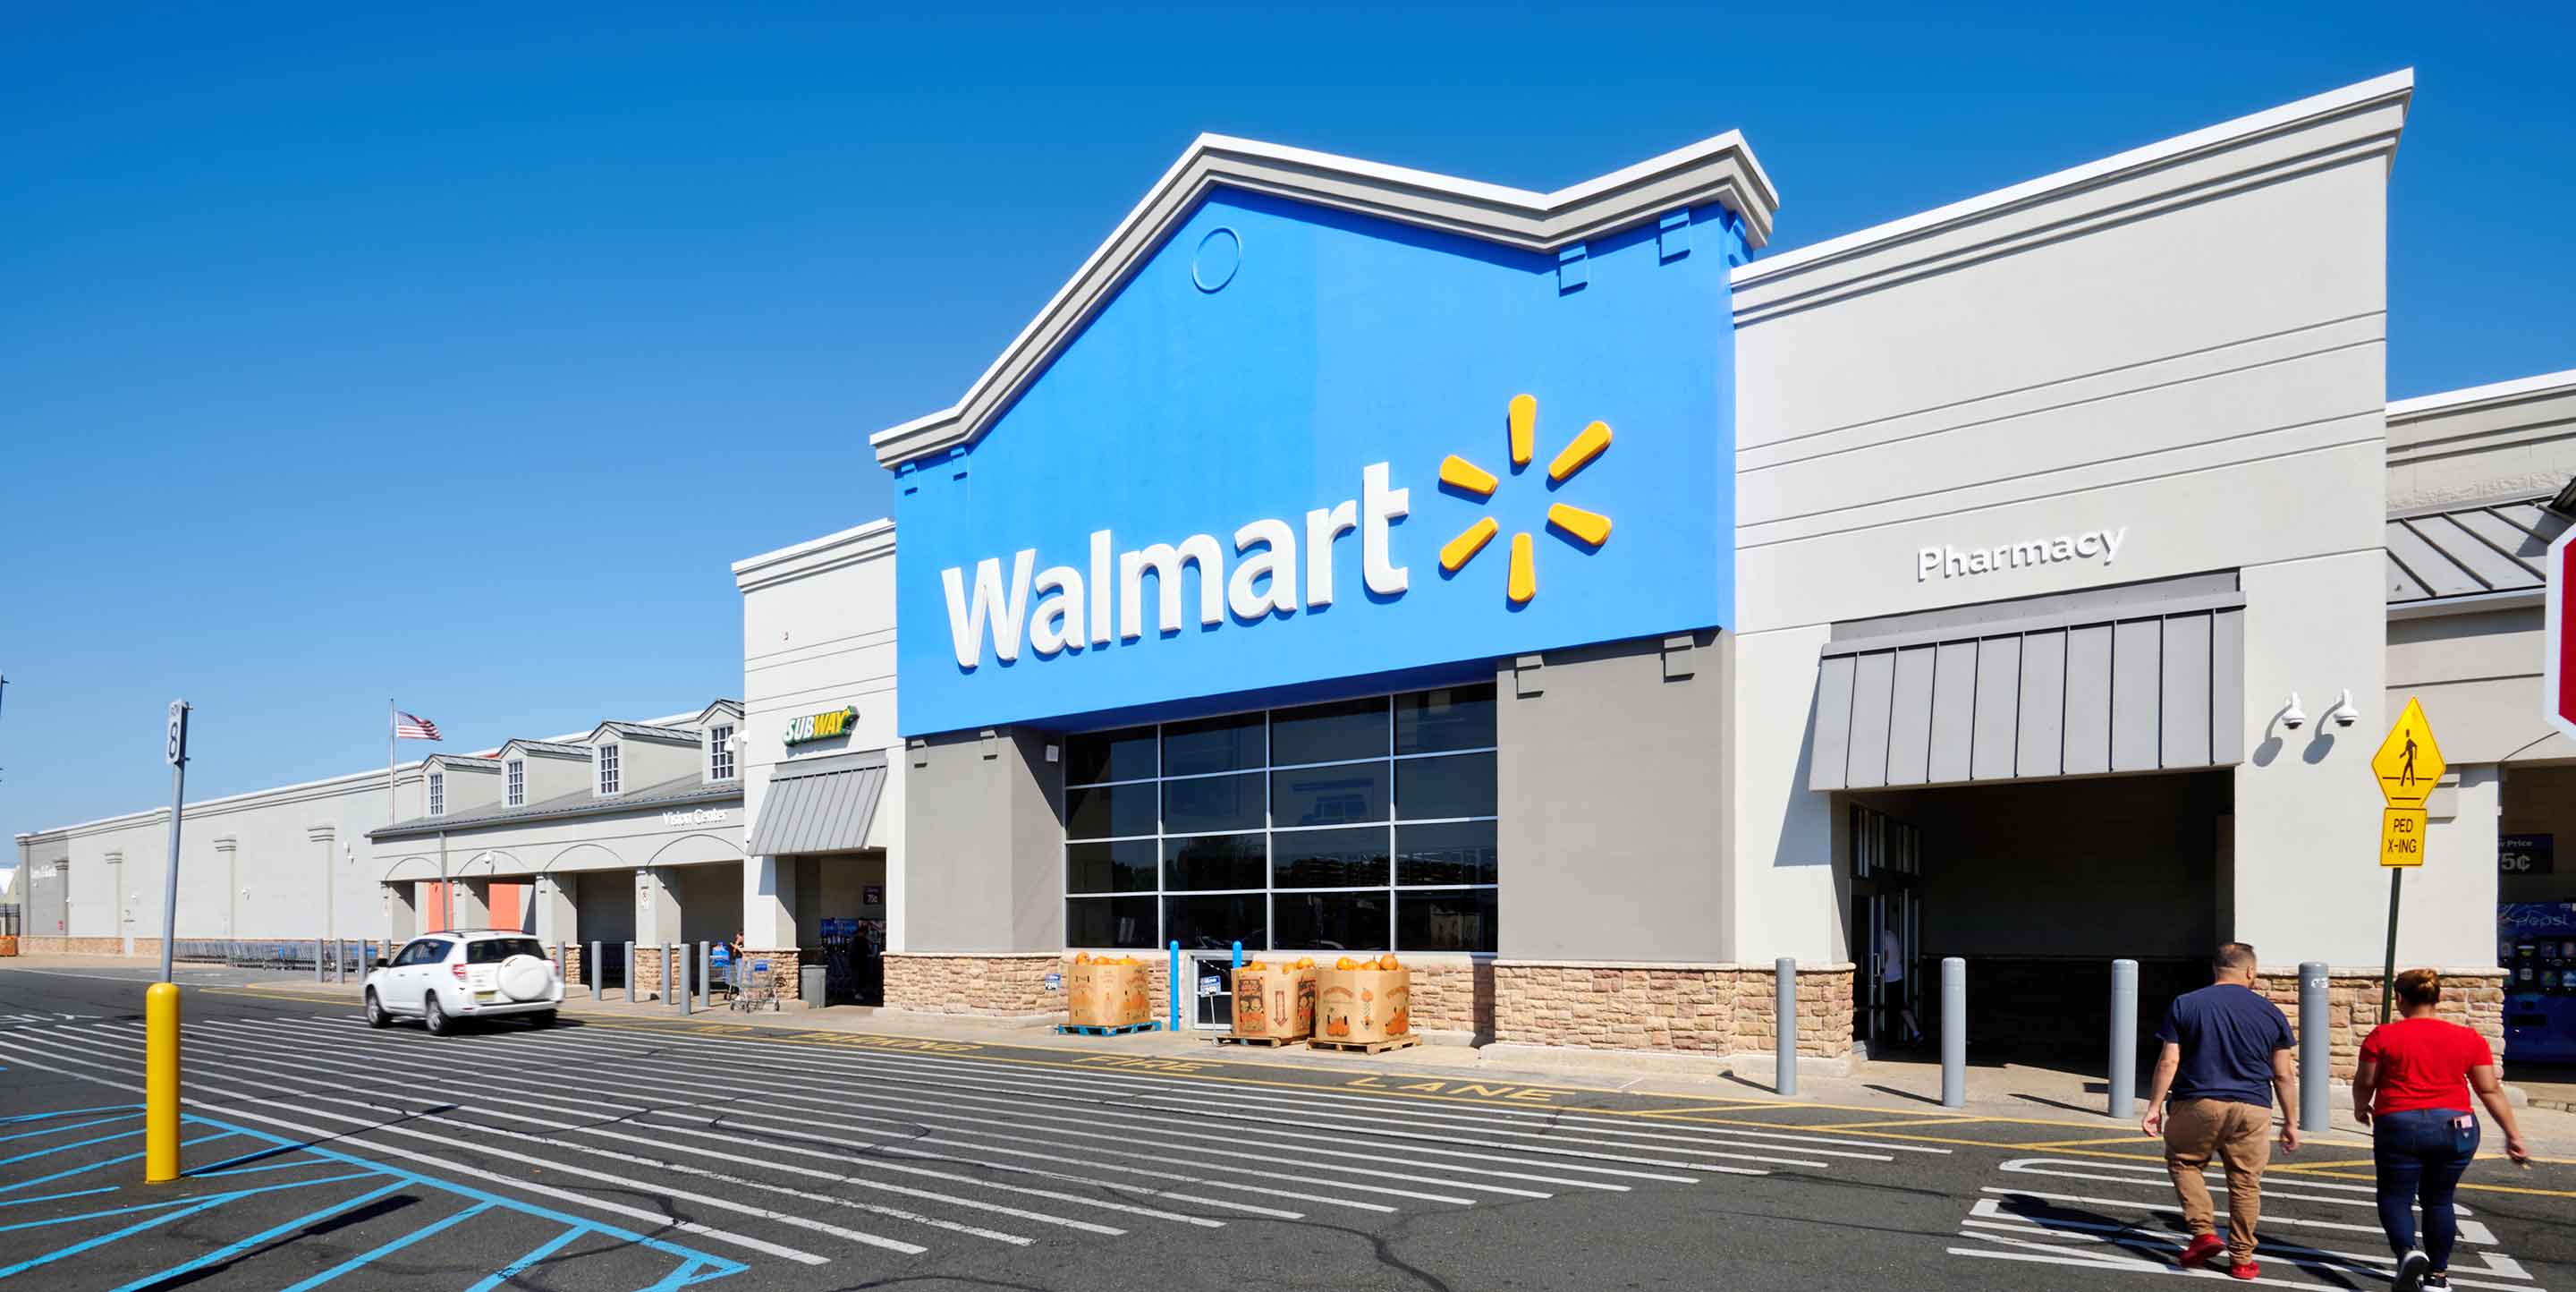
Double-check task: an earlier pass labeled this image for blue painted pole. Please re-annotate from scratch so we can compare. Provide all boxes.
[1231,940,1243,968]
[1168,940,1181,1033]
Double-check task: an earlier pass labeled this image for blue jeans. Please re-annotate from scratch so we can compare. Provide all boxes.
[2373,1108,2479,1269]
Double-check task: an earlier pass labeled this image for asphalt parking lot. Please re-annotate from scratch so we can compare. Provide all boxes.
[3,964,2571,1290]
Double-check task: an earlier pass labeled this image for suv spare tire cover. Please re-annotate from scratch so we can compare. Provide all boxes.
[497,955,551,1002]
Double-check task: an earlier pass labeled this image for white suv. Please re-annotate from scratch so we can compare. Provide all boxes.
[364,931,563,1035]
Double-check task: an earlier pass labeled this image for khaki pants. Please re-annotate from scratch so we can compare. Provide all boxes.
[2163,1098,2274,1264]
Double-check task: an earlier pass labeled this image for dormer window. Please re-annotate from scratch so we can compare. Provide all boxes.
[597,744,621,795]
[505,759,525,807]
[708,724,736,782]
[428,772,445,816]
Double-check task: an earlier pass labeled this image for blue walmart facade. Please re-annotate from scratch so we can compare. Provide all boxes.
[894,188,1752,735]
[871,131,1779,1033]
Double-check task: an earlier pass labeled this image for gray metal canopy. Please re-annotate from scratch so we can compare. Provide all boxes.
[1809,574,2246,791]
[747,750,888,856]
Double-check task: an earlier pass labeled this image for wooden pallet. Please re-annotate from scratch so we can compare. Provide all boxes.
[1055,1020,1161,1036]
[1213,1033,1304,1048]
[1307,1033,1420,1055]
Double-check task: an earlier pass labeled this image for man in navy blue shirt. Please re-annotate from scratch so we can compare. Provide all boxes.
[2141,942,2301,1279]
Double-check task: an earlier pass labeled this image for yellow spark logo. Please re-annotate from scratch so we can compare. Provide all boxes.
[1436,393,1612,604]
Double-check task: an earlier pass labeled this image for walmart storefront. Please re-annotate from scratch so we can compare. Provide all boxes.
[862,132,1782,1052]
[802,72,2560,1068]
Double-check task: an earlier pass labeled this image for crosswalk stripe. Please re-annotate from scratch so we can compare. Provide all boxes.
[0,1033,833,1265]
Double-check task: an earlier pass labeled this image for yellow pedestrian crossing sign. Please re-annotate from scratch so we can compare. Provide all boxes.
[2371,696,2445,808]
[2380,807,2428,867]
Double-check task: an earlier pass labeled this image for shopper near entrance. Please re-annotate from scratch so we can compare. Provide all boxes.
[2140,942,2301,1279]
[2354,969,2531,1292]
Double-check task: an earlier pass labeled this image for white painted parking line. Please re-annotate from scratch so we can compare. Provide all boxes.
[0,1033,833,1265]
[104,1025,1233,1232]
[1960,1199,2536,1289]
[1979,1186,2497,1247]
[301,1020,1608,1197]
[454,1023,1716,1184]
[1996,1156,2473,1212]
[216,1019,1435,1211]
[418,1020,1658,1191]
[157,1027,1073,1243]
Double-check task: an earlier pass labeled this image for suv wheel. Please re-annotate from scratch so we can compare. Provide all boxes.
[363,990,390,1029]
[526,1009,557,1030]
[423,995,453,1037]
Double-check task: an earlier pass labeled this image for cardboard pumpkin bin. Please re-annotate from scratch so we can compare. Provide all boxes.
[1314,955,1414,1048]
[1229,958,1318,1041]
[1064,954,1152,1029]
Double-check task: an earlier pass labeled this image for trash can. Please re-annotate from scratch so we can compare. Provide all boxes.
[801,965,826,1009]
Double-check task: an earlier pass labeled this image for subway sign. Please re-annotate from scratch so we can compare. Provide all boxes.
[783,705,858,746]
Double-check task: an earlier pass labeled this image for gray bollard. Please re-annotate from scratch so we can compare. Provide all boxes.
[699,942,712,1009]
[316,938,326,984]
[1940,957,1967,1109]
[2299,960,2330,1135]
[2108,959,2138,1118]
[678,955,692,1016]
[623,940,635,1002]
[668,944,682,1008]
[590,941,602,1000]
[1775,957,1798,1096]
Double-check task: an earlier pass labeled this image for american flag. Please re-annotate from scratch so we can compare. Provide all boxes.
[394,710,442,741]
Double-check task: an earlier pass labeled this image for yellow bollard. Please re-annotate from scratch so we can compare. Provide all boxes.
[145,981,180,1184]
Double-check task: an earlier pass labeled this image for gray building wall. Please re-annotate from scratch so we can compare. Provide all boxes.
[902,727,1062,952]
[1495,630,1728,962]
[20,833,70,937]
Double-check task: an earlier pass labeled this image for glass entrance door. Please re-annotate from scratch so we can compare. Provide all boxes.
[1850,804,1923,1050]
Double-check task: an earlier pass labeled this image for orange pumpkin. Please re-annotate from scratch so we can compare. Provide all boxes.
[1377,953,1401,971]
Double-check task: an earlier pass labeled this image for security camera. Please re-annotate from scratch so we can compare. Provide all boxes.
[2278,692,2307,730]
[2324,689,2360,728]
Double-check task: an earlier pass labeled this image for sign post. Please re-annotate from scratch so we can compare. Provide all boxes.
[147,699,190,1185]
[2370,695,2445,1025]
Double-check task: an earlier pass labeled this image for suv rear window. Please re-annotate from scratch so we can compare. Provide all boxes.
[464,937,546,965]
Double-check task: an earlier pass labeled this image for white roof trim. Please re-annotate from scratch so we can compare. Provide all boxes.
[1732,70,2411,292]
[732,518,895,590]
[2388,368,2576,420]
[870,130,1778,469]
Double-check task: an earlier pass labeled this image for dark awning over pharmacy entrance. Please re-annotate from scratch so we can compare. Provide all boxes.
[747,751,888,856]
[1808,575,2246,791]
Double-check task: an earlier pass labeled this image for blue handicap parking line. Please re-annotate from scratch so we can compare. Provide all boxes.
[275,1200,494,1292]
[0,1113,140,1143]
[182,1113,749,1289]
[0,1170,384,1280]
[103,1178,412,1292]
[0,1130,242,1197]
[0,1104,144,1126]
[0,1105,748,1290]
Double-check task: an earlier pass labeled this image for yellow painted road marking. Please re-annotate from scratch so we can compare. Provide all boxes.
[2287,1167,2576,1200]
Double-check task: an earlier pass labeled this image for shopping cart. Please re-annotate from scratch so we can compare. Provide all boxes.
[729,957,780,1012]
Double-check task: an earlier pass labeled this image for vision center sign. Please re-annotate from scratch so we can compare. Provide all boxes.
[894,192,1735,737]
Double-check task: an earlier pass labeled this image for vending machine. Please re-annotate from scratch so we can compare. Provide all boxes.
[2499,903,2576,1063]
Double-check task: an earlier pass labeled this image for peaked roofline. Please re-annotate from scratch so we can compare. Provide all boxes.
[869,130,1778,469]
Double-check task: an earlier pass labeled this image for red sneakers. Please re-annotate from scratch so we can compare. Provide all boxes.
[2178,1235,2225,1268]
[2228,1261,2262,1280]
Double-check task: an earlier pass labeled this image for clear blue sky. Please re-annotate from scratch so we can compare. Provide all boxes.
[4,3,2570,841]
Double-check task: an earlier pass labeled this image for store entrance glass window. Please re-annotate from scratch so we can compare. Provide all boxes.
[1063,684,1498,954]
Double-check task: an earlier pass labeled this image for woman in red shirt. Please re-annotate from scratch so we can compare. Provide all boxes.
[2354,969,2531,1292]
